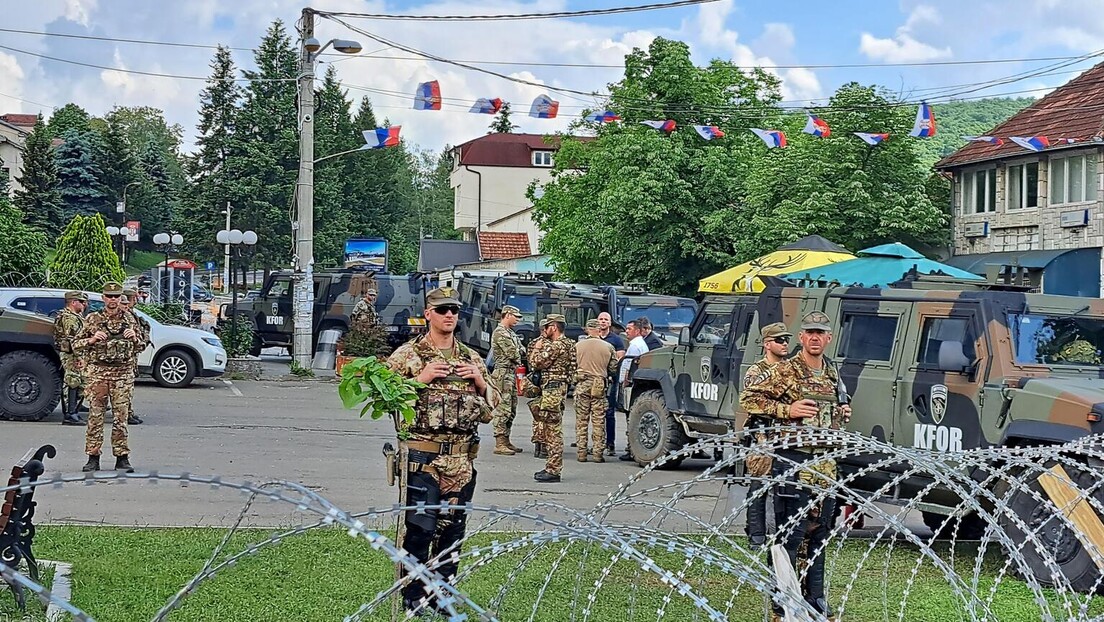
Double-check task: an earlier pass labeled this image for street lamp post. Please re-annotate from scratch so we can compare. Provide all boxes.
[105,225,132,261]
[217,229,258,350]
[116,180,141,265]
[152,232,184,304]
[294,8,363,368]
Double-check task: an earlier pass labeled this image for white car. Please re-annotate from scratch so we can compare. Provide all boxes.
[0,288,226,388]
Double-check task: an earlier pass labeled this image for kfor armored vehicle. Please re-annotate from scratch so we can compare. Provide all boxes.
[623,277,1104,590]
[0,307,62,421]
[450,274,572,353]
[563,284,697,343]
[225,269,429,355]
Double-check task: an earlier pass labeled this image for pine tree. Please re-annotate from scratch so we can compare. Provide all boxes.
[48,214,125,290]
[489,102,519,133]
[47,103,92,138]
[55,129,108,219]
[90,115,136,205]
[13,115,64,238]
[128,138,177,240]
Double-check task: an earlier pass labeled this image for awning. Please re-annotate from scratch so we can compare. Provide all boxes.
[945,249,1095,275]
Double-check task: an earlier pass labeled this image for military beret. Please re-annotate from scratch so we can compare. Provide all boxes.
[501,304,522,317]
[425,286,460,308]
[758,322,792,342]
[585,319,601,329]
[64,290,88,302]
[102,281,124,296]
[801,311,832,331]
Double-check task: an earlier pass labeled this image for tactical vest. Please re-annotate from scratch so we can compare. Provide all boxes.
[408,340,489,433]
[88,314,135,365]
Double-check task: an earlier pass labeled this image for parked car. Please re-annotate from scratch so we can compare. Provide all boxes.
[0,288,226,388]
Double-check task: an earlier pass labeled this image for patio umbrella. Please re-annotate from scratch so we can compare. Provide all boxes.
[780,242,983,288]
[698,235,854,293]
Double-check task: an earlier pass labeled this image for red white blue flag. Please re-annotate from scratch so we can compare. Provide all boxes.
[585,110,620,123]
[365,126,401,149]
[640,120,676,133]
[750,128,786,148]
[529,94,559,119]
[1055,138,1077,144]
[854,132,889,146]
[469,97,504,115]
[803,113,830,138]
[694,125,725,140]
[1009,136,1049,151]
[962,135,1003,145]
[413,80,442,111]
[909,102,936,138]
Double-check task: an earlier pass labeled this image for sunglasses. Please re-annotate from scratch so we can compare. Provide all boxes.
[104,294,121,299]
[769,336,790,344]
[433,305,461,316]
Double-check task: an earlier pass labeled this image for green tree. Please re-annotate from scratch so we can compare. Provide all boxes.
[13,115,64,238]
[313,65,359,267]
[417,147,462,241]
[912,97,1034,168]
[489,101,519,133]
[47,103,92,138]
[55,129,108,218]
[0,185,49,286]
[90,115,136,206]
[48,214,125,290]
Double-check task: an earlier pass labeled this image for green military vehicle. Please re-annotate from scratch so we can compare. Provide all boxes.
[224,269,429,355]
[564,284,698,343]
[0,307,63,421]
[623,277,1104,591]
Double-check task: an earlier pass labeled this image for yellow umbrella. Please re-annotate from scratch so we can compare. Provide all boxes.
[699,236,854,293]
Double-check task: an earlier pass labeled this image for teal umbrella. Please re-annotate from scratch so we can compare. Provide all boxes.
[780,243,983,287]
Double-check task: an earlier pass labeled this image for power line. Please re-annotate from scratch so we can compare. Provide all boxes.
[0,27,252,52]
[0,90,56,110]
[314,0,720,21]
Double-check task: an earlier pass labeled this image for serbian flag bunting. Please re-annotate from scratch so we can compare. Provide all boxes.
[750,128,786,148]
[365,126,401,149]
[1009,136,1050,151]
[854,132,889,146]
[413,80,442,111]
[585,110,620,123]
[803,113,831,137]
[694,125,725,140]
[469,97,504,115]
[1055,138,1077,144]
[909,102,936,137]
[529,94,560,119]
[641,120,676,133]
[962,135,1003,145]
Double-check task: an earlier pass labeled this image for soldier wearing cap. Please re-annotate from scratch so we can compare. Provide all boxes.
[739,311,851,621]
[490,304,525,455]
[738,321,793,548]
[73,281,143,473]
[350,286,389,358]
[574,319,617,463]
[120,287,150,425]
[526,327,550,459]
[529,313,576,482]
[54,290,89,426]
[386,286,498,613]
[351,287,381,329]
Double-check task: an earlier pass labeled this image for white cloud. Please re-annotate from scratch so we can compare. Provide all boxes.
[64,0,96,27]
[859,4,951,63]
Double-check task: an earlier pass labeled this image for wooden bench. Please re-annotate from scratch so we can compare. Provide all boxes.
[1,444,55,612]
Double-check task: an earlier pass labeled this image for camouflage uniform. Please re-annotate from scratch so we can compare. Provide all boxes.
[124,288,151,425]
[74,283,142,462]
[530,314,576,478]
[574,320,617,462]
[386,287,498,612]
[739,311,844,619]
[490,305,524,453]
[53,291,87,424]
[527,335,550,451]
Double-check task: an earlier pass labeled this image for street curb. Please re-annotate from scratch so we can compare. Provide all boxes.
[38,560,72,622]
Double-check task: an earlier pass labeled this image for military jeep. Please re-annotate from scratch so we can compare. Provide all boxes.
[624,278,1104,591]
[0,308,63,421]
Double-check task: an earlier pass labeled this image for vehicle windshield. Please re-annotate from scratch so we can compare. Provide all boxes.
[1009,313,1104,366]
[506,293,538,321]
[624,304,697,331]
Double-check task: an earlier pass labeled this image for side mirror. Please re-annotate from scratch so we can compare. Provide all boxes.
[678,326,691,348]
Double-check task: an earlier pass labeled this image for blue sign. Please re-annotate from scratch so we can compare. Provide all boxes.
[344,238,388,271]
[205,261,217,271]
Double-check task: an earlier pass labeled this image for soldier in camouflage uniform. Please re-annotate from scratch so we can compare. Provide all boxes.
[350,288,381,329]
[490,304,524,455]
[739,311,851,621]
[120,289,150,425]
[53,290,88,426]
[574,319,616,463]
[530,313,576,483]
[527,332,550,459]
[386,286,498,614]
[740,321,792,548]
[74,282,142,473]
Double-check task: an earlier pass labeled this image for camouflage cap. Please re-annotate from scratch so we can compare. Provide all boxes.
[501,304,522,318]
[102,281,124,296]
[540,313,566,327]
[425,286,460,308]
[801,311,832,331]
[585,318,601,329]
[122,288,138,299]
[64,290,88,302]
[364,288,378,296]
[758,321,792,342]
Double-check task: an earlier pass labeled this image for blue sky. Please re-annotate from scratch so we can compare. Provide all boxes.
[2,1,1103,153]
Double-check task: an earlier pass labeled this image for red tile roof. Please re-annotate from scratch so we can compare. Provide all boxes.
[936,61,1104,169]
[454,132,589,168]
[0,114,38,128]
[477,231,531,259]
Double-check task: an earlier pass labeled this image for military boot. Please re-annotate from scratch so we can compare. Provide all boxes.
[577,450,587,462]
[115,455,134,473]
[505,440,523,453]
[82,455,100,472]
[62,389,83,425]
[128,414,144,425]
[493,436,516,455]
[533,470,561,483]
[591,451,605,464]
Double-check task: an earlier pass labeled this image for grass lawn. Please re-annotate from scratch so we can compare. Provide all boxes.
[0,563,53,621]
[3,526,1100,621]
[124,249,164,275]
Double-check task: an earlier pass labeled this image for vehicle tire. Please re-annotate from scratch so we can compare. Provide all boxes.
[993,462,1104,593]
[152,349,197,388]
[0,350,61,421]
[921,511,987,541]
[627,389,688,469]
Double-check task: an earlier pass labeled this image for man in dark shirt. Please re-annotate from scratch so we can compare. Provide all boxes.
[597,312,625,456]
[638,317,664,351]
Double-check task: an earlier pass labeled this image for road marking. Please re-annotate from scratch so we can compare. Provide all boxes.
[222,379,243,397]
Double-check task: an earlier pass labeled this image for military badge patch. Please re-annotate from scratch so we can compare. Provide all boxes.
[930,384,948,425]
[700,356,711,384]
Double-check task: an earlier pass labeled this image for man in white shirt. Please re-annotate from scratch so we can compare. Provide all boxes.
[618,320,649,461]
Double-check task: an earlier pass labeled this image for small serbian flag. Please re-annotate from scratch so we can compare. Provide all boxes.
[529,94,559,119]
[469,97,503,115]
[1009,136,1050,151]
[962,135,1003,145]
[803,113,830,137]
[413,80,441,111]
[750,128,786,148]
[694,125,725,140]
[1055,138,1077,144]
[854,132,889,146]
[641,119,676,133]
[365,126,401,149]
[909,102,936,138]
[585,110,620,123]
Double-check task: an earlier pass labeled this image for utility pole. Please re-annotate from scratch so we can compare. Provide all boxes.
[293,7,316,369]
[222,202,231,294]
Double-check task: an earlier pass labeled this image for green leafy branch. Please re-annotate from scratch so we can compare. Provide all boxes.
[338,356,424,426]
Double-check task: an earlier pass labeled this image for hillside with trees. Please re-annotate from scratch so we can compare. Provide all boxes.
[913,97,1035,168]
